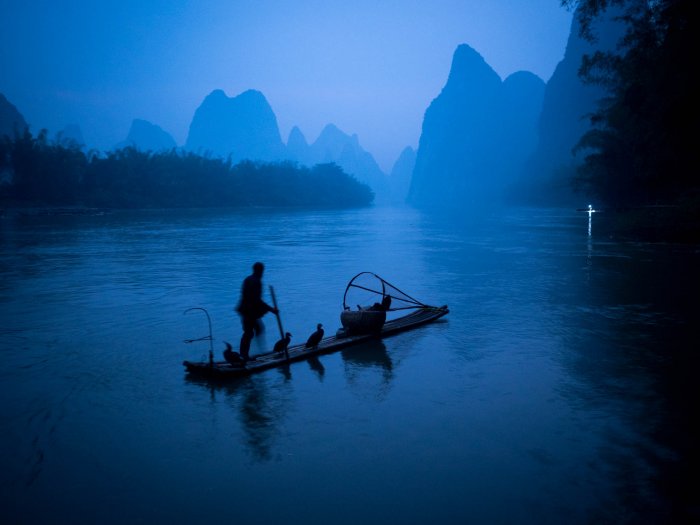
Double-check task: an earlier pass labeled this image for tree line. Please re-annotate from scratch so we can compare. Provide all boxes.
[564,0,696,208]
[0,129,373,209]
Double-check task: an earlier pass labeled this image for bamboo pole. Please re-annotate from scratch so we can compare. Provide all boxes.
[269,286,289,361]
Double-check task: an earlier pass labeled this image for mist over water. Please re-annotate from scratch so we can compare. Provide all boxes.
[0,206,697,524]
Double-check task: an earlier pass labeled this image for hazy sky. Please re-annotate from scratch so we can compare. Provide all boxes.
[0,1,573,171]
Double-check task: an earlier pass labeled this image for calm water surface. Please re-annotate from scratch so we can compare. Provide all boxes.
[0,206,697,524]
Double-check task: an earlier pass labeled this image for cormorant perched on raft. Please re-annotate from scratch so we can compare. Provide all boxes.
[273,332,292,353]
[223,341,246,366]
[305,324,324,348]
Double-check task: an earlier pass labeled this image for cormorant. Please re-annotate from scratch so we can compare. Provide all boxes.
[223,341,245,365]
[305,323,324,348]
[273,332,292,353]
[381,294,392,311]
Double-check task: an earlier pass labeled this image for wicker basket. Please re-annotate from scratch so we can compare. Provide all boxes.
[340,308,387,335]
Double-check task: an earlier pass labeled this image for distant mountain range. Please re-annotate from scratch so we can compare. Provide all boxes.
[408,44,545,208]
[0,94,28,138]
[285,123,389,201]
[1,10,615,209]
[508,7,626,205]
[115,119,177,152]
[183,89,396,201]
[56,124,85,148]
[185,89,287,163]
[407,6,625,209]
[388,146,415,204]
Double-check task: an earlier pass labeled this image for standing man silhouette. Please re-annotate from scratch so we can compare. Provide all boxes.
[236,262,277,361]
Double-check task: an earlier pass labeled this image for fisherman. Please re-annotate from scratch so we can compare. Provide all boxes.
[368,294,391,311]
[236,262,278,361]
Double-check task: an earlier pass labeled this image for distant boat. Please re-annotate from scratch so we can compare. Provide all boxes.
[183,273,448,379]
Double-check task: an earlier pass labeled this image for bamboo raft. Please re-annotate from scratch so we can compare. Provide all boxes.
[183,305,448,379]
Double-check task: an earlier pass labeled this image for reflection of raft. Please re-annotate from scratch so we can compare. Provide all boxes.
[183,305,448,379]
[183,272,448,379]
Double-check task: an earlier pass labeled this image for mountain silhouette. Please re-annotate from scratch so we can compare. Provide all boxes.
[0,93,28,139]
[510,7,625,205]
[499,71,546,186]
[408,44,544,208]
[185,89,285,162]
[309,124,357,163]
[286,123,388,201]
[388,146,416,204]
[56,124,85,148]
[115,119,176,152]
[286,125,310,163]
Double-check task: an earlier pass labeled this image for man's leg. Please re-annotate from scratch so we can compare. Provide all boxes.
[239,317,255,360]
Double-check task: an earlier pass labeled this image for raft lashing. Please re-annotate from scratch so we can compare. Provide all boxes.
[183,272,449,379]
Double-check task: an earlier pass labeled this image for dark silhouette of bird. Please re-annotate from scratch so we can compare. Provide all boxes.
[223,341,244,365]
[381,294,392,311]
[305,323,324,348]
[273,332,292,353]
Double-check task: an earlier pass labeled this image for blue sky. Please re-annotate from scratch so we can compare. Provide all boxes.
[0,1,573,170]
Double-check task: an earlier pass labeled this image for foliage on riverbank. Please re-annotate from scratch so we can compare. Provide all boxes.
[0,130,373,209]
[594,196,700,243]
[560,1,698,242]
[564,1,696,210]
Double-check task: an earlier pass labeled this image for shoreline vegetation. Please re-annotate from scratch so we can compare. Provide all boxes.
[2,131,698,244]
[0,130,374,210]
[593,201,700,244]
[564,1,698,244]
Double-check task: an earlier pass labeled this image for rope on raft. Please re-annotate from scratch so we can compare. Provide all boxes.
[342,272,433,311]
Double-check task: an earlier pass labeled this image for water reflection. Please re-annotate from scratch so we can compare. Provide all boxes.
[586,235,593,283]
[4,206,698,523]
[556,233,700,522]
[276,362,292,382]
[341,340,393,400]
[307,356,325,381]
[237,379,278,461]
[185,375,290,462]
[183,338,398,461]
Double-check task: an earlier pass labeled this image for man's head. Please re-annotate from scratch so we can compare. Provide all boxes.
[252,261,264,276]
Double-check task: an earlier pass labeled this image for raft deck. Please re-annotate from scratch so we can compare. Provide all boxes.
[183,305,449,379]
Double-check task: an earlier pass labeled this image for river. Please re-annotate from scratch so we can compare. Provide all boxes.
[0,205,697,524]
